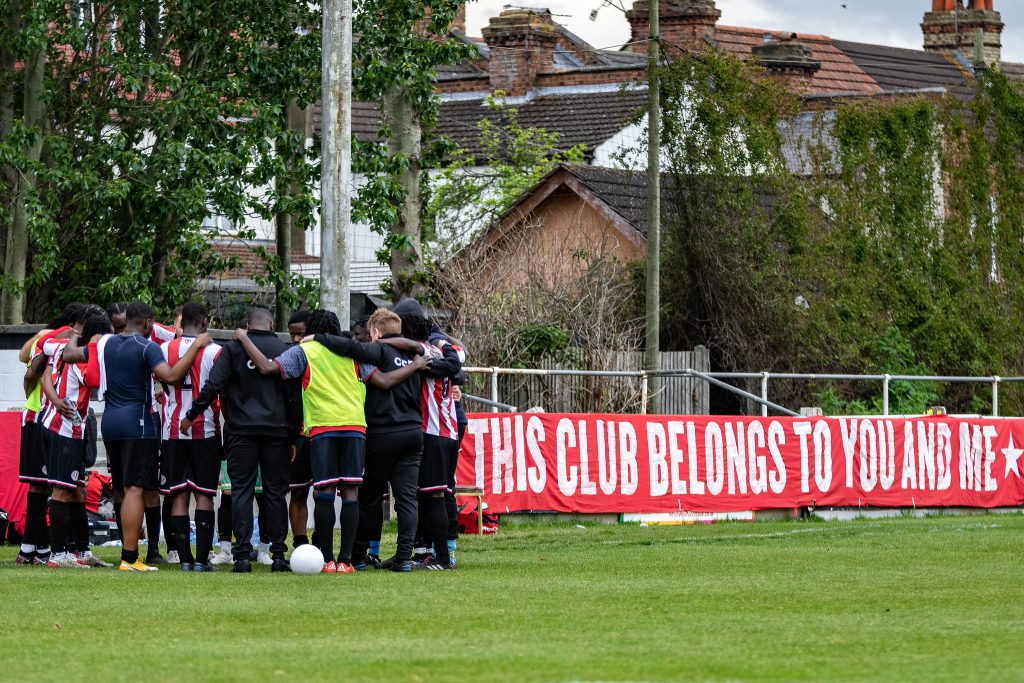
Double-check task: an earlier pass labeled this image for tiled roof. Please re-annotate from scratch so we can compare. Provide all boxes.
[501,164,790,241]
[999,61,1024,83]
[315,89,648,161]
[713,25,882,96]
[831,39,971,92]
[560,164,650,237]
[435,89,647,161]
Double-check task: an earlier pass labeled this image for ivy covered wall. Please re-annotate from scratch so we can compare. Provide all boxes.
[651,49,1024,414]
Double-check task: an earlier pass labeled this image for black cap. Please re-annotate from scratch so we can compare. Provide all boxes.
[392,297,426,318]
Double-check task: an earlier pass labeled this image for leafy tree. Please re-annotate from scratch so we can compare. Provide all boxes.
[0,0,321,322]
[647,48,1024,414]
[352,0,473,298]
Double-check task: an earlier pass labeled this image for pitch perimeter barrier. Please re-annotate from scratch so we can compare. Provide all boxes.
[463,367,1024,417]
[456,412,1024,514]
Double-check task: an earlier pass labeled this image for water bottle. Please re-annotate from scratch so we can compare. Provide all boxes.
[68,400,82,427]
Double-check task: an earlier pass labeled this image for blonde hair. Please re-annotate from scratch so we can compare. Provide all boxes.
[367,308,402,336]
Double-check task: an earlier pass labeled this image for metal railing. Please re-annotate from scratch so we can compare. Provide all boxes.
[463,366,1024,416]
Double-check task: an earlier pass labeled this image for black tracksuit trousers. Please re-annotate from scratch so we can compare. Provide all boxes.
[226,432,289,561]
[352,427,422,564]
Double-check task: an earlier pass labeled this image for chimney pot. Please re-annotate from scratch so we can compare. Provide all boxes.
[922,1,1002,67]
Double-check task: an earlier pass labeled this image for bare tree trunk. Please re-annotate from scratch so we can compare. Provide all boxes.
[146,47,199,295]
[382,88,423,299]
[2,38,45,324]
[0,2,25,305]
[275,101,309,329]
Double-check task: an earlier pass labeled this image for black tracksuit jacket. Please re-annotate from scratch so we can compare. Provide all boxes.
[187,329,300,438]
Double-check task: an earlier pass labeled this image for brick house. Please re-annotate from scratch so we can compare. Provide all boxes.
[209,0,1021,309]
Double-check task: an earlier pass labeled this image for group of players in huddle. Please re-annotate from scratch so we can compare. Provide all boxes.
[15,297,468,573]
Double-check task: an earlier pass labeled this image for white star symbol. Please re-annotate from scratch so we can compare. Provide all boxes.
[1001,435,1023,479]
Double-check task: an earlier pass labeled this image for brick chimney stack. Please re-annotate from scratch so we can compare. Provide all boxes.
[418,3,468,37]
[451,3,466,34]
[626,0,721,54]
[922,0,1003,67]
[481,9,561,97]
[752,36,821,93]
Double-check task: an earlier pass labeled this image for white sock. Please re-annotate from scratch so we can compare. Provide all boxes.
[259,542,270,554]
[20,543,35,554]
[220,541,231,554]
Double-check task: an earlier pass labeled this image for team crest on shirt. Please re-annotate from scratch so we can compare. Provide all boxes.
[41,465,47,475]
[160,475,166,485]
[71,471,79,482]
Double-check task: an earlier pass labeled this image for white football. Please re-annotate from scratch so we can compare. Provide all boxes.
[290,544,325,575]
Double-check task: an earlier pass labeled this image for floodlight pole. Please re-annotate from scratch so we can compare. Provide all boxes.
[644,0,661,414]
[320,0,352,324]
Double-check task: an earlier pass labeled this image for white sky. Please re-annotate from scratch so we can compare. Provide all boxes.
[465,0,1024,63]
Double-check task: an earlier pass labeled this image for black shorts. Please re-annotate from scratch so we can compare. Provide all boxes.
[45,431,88,490]
[289,436,312,489]
[160,438,222,496]
[310,435,365,489]
[105,438,160,491]
[420,434,457,493]
[19,421,47,485]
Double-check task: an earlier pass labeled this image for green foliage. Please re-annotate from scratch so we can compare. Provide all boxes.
[814,327,941,415]
[351,0,474,292]
[500,322,571,367]
[426,94,586,257]
[0,0,322,321]
[647,48,808,374]
[654,46,1024,414]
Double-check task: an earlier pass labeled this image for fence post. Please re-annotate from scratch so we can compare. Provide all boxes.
[490,367,500,414]
[760,372,769,418]
[640,372,649,415]
[992,375,1000,417]
[883,374,891,416]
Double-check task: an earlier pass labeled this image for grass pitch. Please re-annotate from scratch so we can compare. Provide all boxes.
[0,514,1021,682]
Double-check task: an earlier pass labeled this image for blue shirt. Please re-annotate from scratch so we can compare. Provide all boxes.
[88,333,165,440]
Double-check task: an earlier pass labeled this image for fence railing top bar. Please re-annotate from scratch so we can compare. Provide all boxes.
[466,366,1024,383]
[885,374,1020,383]
[463,367,646,378]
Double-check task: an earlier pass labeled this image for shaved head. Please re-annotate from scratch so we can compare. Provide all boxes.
[247,306,275,331]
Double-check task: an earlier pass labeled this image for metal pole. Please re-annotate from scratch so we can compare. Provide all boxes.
[883,374,891,416]
[644,0,661,414]
[640,372,649,415]
[490,367,500,414]
[760,371,769,418]
[319,0,351,324]
[992,376,1000,417]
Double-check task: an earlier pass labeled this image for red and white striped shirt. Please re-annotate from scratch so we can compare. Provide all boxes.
[160,336,222,440]
[150,322,176,411]
[150,321,176,344]
[22,326,70,425]
[421,343,466,441]
[38,340,91,440]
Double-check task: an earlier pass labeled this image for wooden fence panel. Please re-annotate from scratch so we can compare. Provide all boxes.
[465,346,710,415]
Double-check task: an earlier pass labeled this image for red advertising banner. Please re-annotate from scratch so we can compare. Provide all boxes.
[456,413,1024,513]
[0,412,27,533]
